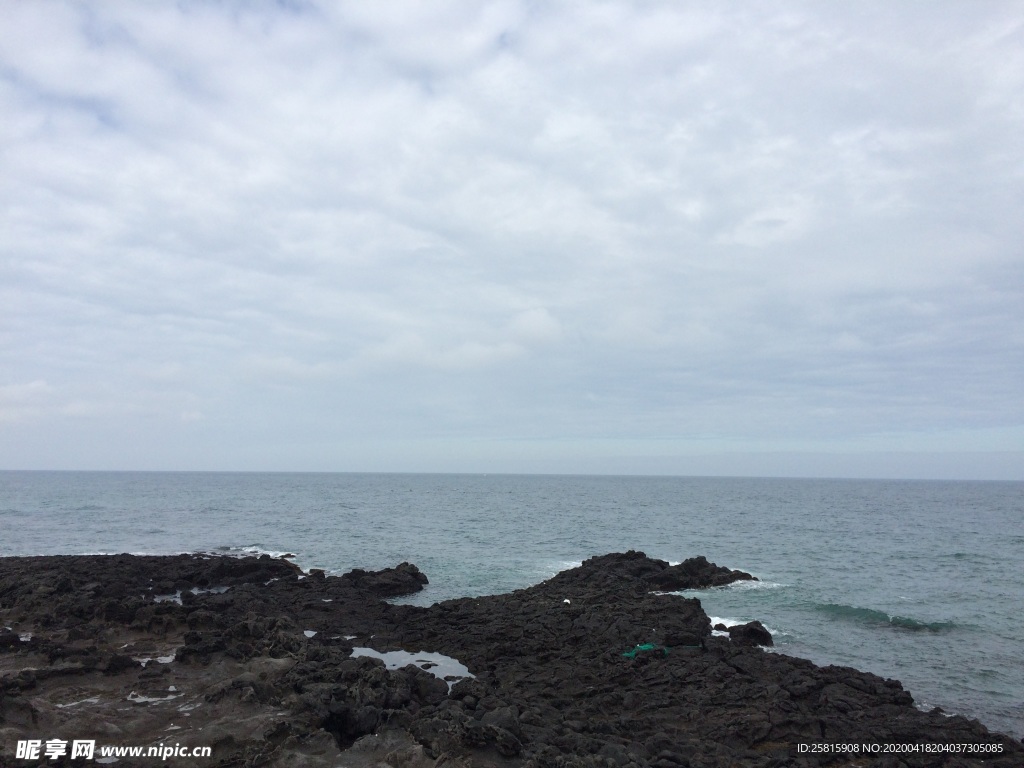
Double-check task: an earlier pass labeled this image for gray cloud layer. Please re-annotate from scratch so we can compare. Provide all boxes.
[2,1,1022,477]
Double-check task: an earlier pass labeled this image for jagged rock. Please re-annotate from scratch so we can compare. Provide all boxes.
[0,628,21,649]
[338,562,429,597]
[726,620,774,647]
[643,555,756,590]
[0,551,1020,768]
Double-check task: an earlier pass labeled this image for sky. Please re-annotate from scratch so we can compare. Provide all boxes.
[2,1,1023,479]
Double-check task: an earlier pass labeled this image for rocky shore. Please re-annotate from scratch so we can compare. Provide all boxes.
[1,551,1020,768]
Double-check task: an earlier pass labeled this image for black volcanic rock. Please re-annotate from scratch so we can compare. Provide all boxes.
[0,551,1021,768]
[727,620,774,647]
[338,561,429,597]
[0,628,20,649]
[532,550,755,595]
[644,554,757,590]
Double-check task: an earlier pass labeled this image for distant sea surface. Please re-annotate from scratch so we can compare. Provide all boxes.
[1,471,1022,738]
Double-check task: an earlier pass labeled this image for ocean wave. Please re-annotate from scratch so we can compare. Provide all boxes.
[79,550,183,557]
[661,579,788,596]
[814,602,958,632]
[723,579,788,591]
[212,545,298,560]
[938,552,994,562]
[537,560,583,577]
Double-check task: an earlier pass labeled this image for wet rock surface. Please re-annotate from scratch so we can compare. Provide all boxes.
[0,550,1020,767]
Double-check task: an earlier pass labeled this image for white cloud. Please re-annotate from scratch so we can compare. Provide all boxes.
[717,195,815,247]
[1,1,1022,475]
[0,380,54,422]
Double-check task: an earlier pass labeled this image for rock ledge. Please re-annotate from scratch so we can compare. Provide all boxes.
[1,551,1020,768]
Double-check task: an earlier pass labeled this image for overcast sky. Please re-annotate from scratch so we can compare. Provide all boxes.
[2,1,1022,479]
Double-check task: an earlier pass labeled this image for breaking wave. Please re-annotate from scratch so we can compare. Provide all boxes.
[814,602,959,632]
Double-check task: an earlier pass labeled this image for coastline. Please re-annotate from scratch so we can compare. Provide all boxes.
[1,551,1021,767]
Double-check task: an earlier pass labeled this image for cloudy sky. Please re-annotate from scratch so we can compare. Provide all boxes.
[2,1,1022,478]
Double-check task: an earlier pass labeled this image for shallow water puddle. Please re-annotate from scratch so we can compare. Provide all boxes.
[350,647,474,690]
[127,690,182,704]
[153,585,231,604]
[56,696,101,709]
[132,653,176,667]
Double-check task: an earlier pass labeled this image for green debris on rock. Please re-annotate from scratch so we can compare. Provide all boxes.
[622,643,668,659]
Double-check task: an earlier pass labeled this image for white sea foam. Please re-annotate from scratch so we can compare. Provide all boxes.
[708,616,783,637]
[234,545,297,560]
[303,630,317,638]
[724,579,788,591]
[542,560,582,575]
[709,616,742,638]
[535,560,583,581]
[659,580,788,598]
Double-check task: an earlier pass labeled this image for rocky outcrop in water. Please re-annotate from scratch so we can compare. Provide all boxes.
[641,555,757,591]
[1,550,1020,767]
[727,620,774,647]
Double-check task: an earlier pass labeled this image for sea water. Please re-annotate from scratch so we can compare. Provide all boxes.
[0,471,1021,738]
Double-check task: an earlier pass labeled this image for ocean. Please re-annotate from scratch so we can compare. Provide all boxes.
[0,471,1021,739]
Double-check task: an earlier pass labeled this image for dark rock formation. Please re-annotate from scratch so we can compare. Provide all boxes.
[1,551,1020,768]
[727,620,774,647]
[339,561,429,597]
[642,554,757,591]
